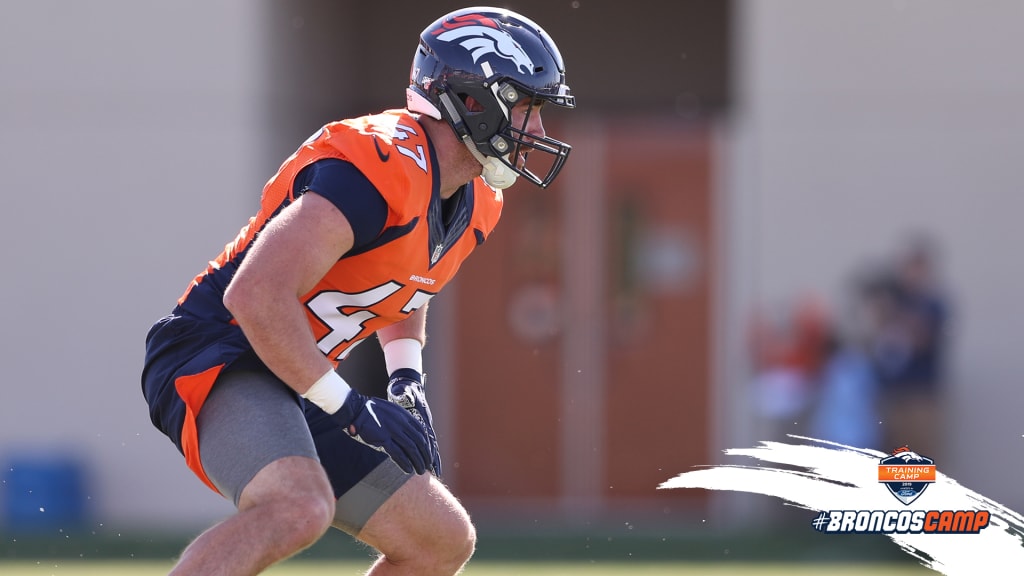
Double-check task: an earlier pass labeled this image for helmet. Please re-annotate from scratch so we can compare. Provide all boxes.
[407,6,575,189]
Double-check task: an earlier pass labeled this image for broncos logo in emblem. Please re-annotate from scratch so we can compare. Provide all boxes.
[434,20,535,75]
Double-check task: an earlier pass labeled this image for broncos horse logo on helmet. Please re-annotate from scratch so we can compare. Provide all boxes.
[407,7,575,189]
[433,16,536,75]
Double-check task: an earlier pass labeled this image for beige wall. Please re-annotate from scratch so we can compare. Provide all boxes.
[722,0,1024,516]
[0,0,265,529]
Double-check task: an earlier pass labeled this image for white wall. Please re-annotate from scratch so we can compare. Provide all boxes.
[727,0,1024,511]
[0,1,265,530]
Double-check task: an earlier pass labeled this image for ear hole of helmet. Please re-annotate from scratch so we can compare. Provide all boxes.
[461,94,485,113]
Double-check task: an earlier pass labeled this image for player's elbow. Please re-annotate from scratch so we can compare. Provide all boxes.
[223,275,263,325]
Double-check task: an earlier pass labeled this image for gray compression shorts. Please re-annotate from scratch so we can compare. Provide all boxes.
[196,369,411,535]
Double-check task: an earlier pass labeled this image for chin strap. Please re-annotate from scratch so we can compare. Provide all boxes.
[461,136,518,189]
[434,90,519,190]
[432,88,520,189]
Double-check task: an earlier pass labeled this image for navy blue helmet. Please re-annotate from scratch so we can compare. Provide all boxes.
[407,7,575,188]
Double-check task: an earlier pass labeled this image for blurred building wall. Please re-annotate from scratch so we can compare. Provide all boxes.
[723,0,1024,514]
[0,0,266,530]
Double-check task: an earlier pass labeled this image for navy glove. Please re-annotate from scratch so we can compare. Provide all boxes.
[387,368,442,478]
[332,389,430,475]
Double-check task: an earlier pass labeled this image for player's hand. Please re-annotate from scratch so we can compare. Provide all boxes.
[331,389,430,475]
[387,369,442,478]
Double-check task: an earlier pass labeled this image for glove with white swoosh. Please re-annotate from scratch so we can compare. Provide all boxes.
[331,389,430,475]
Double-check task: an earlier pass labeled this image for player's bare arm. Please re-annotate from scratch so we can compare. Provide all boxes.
[378,305,428,348]
[223,191,353,394]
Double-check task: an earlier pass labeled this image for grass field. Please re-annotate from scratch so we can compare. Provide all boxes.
[0,561,935,575]
[0,522,936,574]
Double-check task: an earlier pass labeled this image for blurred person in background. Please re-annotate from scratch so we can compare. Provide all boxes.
[809,274,886,449]
[749,295,831,440]
[871,235,951,460]
[140,6,575,575]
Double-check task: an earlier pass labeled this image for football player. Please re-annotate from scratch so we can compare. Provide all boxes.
[141,6,574,575]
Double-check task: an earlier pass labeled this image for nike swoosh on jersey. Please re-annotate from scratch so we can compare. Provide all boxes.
[365,399,383,427]
[372,136,390,162]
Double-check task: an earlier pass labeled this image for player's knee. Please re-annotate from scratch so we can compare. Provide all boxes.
[238,456,336,550]
[267,489,335,552]
[384,502,475,573]
[451,513,476,567]
[291,490,337,541]
[425,502,476,570]
[252,487,335,552]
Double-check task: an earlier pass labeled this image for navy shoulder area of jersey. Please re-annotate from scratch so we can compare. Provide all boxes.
[293,158,388,250]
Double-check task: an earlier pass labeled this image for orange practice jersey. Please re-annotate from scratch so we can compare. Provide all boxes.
[182,109,502,361]
[144,109,501,492]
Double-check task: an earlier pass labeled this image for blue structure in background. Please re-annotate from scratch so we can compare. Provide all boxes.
[2,453,89,533]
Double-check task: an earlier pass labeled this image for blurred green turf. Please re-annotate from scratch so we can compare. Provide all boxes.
[1,526,914,564]
[0,560,935,575]
[0,515,933,576]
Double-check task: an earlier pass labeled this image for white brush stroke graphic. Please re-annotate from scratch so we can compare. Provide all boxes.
[659,436,1024,575]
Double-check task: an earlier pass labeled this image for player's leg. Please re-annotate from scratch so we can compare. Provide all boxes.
[170,369,336,576]
[358,473,476,576]
[306,405,476,576]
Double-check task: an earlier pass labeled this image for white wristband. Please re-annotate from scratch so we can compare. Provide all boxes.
[301,370,351,415]
[383,337,423,375]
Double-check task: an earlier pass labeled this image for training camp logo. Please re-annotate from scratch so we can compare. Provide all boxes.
[879,445,934,505]
[811,446,990,535]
